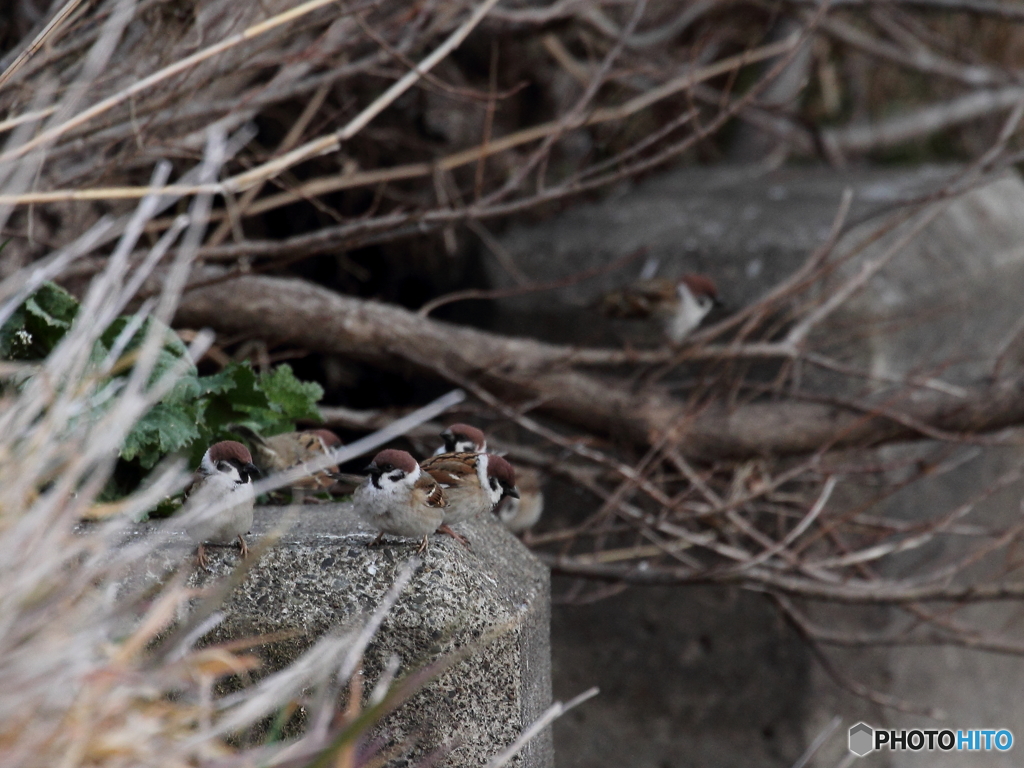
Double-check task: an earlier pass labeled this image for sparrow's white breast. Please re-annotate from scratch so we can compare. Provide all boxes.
[353,472,444,537]
[180,472,255,545]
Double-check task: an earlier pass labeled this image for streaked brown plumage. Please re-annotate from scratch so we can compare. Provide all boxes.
[420,451,518,547]
[353,449,447,553]
[598,274,719,343]
[231,425,342,491]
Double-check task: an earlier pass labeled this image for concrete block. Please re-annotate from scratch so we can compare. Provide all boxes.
[141,505,553,768]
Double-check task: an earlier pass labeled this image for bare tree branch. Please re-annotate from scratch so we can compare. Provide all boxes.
[176,274,1024,459]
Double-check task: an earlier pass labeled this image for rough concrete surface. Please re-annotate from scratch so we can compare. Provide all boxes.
[487,164,1024,768]
[139,505,552,768]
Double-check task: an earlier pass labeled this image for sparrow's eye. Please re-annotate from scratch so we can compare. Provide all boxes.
[217,461,232,473]
[380,463,393,472]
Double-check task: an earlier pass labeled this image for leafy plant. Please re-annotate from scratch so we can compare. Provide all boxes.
[0,282,80,360]
[0,282,324,475]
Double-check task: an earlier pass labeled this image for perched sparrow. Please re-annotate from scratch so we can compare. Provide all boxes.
[231,425,342,491]
[353,449,446,553]
[435,423,545,534]
[420,451,518,546]
[435,423,487,455]
[598,273,720,343]
[495,465,544,534]
[178,440,260,569]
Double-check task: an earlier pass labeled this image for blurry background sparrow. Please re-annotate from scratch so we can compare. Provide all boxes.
[354,448,446,553]
[598,273,720,343]
[420,451,518,546]
[495,465,544,534]
[437,423,544,534]
[230,425,342,495]
[436,422,488,455]
[178,440,259,569]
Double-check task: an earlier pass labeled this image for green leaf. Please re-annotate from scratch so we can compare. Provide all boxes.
[196,365,241,397]
[100,315,197,389]
[0,282,79,360]
[121,402,202,469]
[25,282,79,329]
[259,363,324,423]
[200,361,270,428]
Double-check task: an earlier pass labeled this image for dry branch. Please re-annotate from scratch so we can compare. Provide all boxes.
[0,34,797,208]
[176,274,1024,459]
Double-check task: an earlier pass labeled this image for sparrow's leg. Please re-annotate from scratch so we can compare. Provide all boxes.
[237,535,248,559]
[196,544,209,570]
[368,532,385,548]
[416,535,430,555]
[437,524,470,549]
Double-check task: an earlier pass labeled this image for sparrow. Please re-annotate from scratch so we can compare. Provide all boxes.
[495,465,544,534]
[353,449,447,553]
[435,422,488,455]
[230,425,343,492]
[420,451,518,546]
[178,440,260,569]
[436,424,544,534]
[598,273,720,343]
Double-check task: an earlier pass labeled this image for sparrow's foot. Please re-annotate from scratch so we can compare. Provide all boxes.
[416,535,430,555]
[196,543,209,571]
[368,532,385,548]
[237,535,248,559]
[437,524,471,549]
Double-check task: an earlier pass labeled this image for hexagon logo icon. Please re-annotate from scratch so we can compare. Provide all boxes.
[849,722,874,757]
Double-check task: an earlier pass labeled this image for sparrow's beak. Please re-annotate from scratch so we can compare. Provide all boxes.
[243,462,261,479]
[363,462,381,476]
[712,296,725,308]
[440,429,454,442]
[505,485,520,499]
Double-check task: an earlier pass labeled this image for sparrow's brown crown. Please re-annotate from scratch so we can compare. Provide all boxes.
[441,423,487,452]
[679,273,718,300]
[368,449,418,474]
[486,454,519,498]
[207,440,254,466]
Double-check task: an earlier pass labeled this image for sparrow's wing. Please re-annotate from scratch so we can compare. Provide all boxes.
[301,432,341,473]
[258,432,340,488]
[420,453,477,488]
[414,474,448,508]
[182,470,204,500]
[598,278,675,319]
